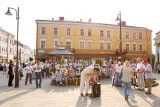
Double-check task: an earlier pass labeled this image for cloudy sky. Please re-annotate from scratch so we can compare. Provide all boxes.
[0,0,160,53]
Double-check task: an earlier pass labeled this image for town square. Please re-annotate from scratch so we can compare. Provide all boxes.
[0,0,160,107]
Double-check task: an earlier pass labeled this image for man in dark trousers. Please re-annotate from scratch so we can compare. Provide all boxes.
[33,60,43,88]
[8,60,14,87]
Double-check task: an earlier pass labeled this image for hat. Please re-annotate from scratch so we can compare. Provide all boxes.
[118,61,121,64]
[142,60,147,63]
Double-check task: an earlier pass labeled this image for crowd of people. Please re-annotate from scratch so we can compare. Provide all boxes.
[0,57,155,100]
[112,57,153,100]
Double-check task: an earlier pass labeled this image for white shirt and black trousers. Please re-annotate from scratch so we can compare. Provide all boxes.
[33,64,43,88]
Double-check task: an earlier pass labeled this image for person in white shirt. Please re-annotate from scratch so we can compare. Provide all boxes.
[33,60,43,88]
[143,60,153,94]
[136,58,145,91]
[25,63,33,85]
[80,65,100,97]
[113,61,123,87]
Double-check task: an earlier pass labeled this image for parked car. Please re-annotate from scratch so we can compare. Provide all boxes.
[0,64,3,71]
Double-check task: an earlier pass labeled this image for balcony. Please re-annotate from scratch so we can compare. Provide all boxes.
[116,49,127,55]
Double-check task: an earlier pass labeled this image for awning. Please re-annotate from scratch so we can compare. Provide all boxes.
[35,55,47,59]
[48,50,74,55]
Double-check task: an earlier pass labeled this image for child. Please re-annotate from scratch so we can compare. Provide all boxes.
[55,68,62,86]
[50,71,56,85]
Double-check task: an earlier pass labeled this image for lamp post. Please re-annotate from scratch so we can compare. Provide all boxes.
[115,11,122,54]
[5,7,19,88]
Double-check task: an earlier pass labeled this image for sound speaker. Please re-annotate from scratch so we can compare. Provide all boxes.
[91,83,101,97]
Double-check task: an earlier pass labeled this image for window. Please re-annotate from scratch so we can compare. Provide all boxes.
[67,28,71,35]
[148,35,150,41]
[107,43,111,50]
[107,31,111,38]
[133,44,136,51]
[133,33,136,39]
[0,45,1,52]
[118,42,120,49]
[54,28,58,35]
[139,44,143,51]
[40,41,46,49]
[0,36,1,41]
[139,33,143,39]
[80,29,84,36]
[66,41,71,49]
[100,43,104,50]
[10,47,12,53]
[88,30,91,36]
[100,30,104,37]
[41,27,46,35]
[53,41,58,49]
[126,43,129,50]
[80,42,85,49]
[87,42,92,49]
[126,32,129,39]
[149,45,151,51]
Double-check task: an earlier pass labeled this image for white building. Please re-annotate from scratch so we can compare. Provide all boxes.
[0,27,14,63]
[14,41,33,63]
[154,31,160,63]
[23,45,32,63]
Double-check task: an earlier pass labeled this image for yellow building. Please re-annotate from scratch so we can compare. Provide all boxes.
[35,17,152,65]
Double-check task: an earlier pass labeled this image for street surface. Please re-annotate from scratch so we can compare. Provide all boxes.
[0,71,160,107]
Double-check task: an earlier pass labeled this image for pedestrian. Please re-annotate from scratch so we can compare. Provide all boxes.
[143,60,153,94]
[44,61,50,77]
[33,60,43,88]
[113,61,123,87]
[8,60,14,87]
[136,58,145,91]
[120,61,135,100]
[80,65,100,97]
[3,63,7,75]
[25,63,33,85]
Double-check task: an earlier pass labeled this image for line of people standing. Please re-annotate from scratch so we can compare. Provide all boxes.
[112,57,153,101]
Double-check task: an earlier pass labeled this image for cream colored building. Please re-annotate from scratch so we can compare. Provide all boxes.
[154,31,160,63]
[0,27,14,63]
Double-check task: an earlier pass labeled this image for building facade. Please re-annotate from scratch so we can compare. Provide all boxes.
[154,31,160,63]
[0,27,14,63]
[35,17,152,65]
[14,41,33,64]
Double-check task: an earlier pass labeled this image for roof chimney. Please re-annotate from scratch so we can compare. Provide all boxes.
[88,18,91,23]
[52,18,54,20]
[118,21,126,26]
[59,17,64,21]
[80,19,82,22]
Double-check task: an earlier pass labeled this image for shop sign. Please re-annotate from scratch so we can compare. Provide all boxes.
[38,50,45,53]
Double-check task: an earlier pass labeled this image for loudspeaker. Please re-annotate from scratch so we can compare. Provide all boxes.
[91,83,101,97]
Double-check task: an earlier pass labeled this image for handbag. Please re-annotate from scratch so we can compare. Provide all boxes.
[118,67,123,80]
[20,71,23,77]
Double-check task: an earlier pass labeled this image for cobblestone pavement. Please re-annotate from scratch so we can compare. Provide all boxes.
[0,71,160,107]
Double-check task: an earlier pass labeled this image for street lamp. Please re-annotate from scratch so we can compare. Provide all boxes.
[115,11,122,54]
[5,7,19,88]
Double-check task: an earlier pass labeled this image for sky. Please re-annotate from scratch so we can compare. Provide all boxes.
[0,0,160,53]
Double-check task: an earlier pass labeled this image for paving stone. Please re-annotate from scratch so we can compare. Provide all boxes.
[0,72,160,107]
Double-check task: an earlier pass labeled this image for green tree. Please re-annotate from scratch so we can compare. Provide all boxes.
[29,57,33,62]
